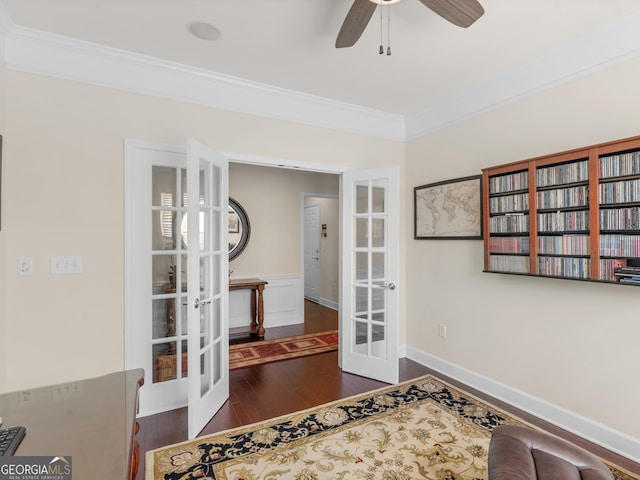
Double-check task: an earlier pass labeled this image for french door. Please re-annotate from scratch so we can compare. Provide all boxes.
[340,167,400,384]
[186,139,229,439]
[124,140,229,437]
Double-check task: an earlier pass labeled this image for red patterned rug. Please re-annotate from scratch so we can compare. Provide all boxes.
[229,330,338,370]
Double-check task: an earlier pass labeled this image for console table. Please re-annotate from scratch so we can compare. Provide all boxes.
[229,278,268,338]
[0,369,144,480]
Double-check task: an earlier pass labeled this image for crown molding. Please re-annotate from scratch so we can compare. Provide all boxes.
[405,9,640,140]
[1,4,640,142]
[0,19,405,141]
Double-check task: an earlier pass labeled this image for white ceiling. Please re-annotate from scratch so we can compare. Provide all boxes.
[2,0,640,137]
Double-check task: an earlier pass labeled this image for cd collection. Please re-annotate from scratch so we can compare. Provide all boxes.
[489,214,529,233]
[488,255,529,273]
[486,143,640,284]
[538,235,589,255]
[599,178,640,205]
[538,257,590,279]
[600,151,640,179]
[537,211,589,232]
[537,159,588,187]
[599,206,640,231]
[600,234,640,257]
[489,236,530,254]
[489,171,528,194]
[489,193,528,214]
[537,185,589,209]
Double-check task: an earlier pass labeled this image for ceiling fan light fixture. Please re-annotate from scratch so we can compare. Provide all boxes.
[368,0,401,4]
[187,22,221,41]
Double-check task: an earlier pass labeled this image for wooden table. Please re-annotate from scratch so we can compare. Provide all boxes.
[0,369,144,480]
[229,278,268,338]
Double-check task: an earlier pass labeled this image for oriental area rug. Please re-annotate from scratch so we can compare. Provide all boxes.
[228,331,338,370]
[146,375,636,480]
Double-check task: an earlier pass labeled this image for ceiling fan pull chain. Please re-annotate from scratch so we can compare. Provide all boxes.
[387,1,392,56]
[379,3,384,54]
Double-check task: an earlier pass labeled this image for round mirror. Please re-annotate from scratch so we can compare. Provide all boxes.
[229,198,250,261]
[179,198,250,261]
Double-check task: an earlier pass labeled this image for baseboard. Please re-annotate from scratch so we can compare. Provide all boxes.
[318,297,338,311]
[405,346,640,464]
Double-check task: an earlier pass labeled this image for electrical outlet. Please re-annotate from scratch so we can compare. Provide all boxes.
[17,257,33,276]
[438,323,447,338]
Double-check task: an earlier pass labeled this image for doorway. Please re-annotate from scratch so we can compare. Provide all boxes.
[228,163,340,326]
[126,149,400,417]
[226,161,401,384]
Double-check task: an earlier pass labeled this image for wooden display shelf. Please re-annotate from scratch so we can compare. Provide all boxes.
[482,134,640,285]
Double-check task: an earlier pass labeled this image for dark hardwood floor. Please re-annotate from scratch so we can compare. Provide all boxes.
[137,300,640,479]
[228,298,338,344]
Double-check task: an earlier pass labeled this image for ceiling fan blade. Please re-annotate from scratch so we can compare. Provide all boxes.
[417,0,484,28]
[336,0,378,48]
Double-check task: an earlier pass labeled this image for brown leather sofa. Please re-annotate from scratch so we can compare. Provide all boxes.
[488,425,613,480]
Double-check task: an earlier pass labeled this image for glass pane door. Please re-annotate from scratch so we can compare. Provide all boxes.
[125,140,192,416]
[187,138,229,440]
[341,167,399,384]
[151,166,188,384]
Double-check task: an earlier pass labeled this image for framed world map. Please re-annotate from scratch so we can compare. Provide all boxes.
[414,175,483,239]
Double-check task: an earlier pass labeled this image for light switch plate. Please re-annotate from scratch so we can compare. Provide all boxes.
[51,256,83,275]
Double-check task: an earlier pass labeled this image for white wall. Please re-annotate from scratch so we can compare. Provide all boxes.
[228,163,338,278]
[0,70,404,393]
[405,55,640,448]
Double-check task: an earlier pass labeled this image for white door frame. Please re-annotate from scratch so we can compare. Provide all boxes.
[127,149,403,408]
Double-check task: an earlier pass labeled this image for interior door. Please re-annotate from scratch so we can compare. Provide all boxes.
[186,138,229,439]
[125,141,194,416]
[340,167,399,384]
[304,204,321,302]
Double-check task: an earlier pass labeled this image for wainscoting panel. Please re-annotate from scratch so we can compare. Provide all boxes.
[229,275,303,329]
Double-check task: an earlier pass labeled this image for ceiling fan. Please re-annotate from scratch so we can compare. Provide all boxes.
[336,0,484,48]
